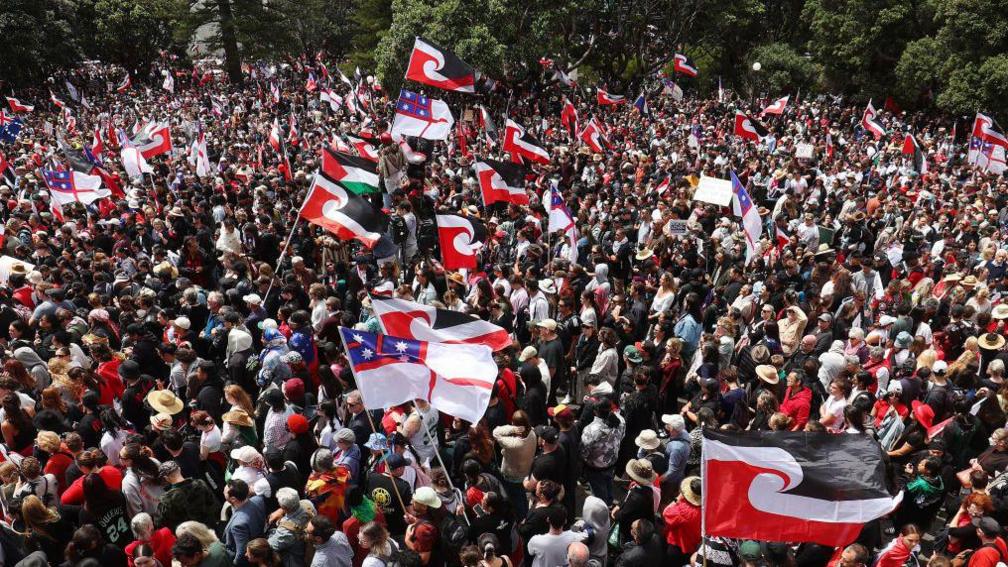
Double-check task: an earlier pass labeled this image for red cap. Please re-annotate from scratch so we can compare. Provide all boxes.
[287,413,309,435]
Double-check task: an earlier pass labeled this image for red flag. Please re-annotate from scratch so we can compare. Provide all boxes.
[560,97,578,137]
[456,119,470,158]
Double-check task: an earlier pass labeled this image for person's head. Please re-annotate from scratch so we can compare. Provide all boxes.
[899,524,922,549]
[245,538,279,567]
[225,479,251,506]
[546,506,565,532]
[20,494,58,531]
[131,512,155,540]
[276,487,300,514]
[175,521,219,547]
[358,521,389,551]
[172,533,206,567]
[566,541,590,567]
[975,516,1002,542]
[304,512,336,544]
[838,543,869,567]
[630,518,654,544]
[405,521,437,553]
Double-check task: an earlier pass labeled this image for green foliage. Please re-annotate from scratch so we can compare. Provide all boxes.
[92,0,179,74]
[748,42,819,95]
[0,0,79,87]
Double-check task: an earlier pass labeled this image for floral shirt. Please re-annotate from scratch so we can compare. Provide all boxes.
[580,414,626,470]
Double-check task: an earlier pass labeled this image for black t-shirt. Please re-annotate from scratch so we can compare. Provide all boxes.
[538,338,567,387]
[530,446,567,485]
[155,442,202,480]
[366,471,412,536]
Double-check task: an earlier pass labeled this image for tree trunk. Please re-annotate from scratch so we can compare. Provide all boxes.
[216,0,242,83]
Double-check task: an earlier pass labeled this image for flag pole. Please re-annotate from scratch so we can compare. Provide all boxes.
[420,421,471,524]
[336,328,410,516]
[264,185,313,302]
[700,432,708,567]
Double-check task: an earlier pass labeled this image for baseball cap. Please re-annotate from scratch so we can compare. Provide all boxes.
[536,425,559,443]
[974,516,1001,537]
[386,453,407,470]
[547,404,574,418]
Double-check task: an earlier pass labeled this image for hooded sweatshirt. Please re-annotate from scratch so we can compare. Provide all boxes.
[14,347,51,392]
[581,495,610,565]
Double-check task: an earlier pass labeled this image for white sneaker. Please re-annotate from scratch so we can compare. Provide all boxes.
[559,395,572,404]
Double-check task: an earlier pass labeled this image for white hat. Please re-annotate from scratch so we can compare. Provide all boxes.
[536,319,558,331]
[412,486,442,509]
[539,279,557,295]
[243,293,263,305]
[173,316,191,330]
[518,346,538,362]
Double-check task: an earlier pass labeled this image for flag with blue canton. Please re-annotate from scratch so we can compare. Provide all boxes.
[397,90,432,120]
[342,327,425,368]
[731,170,762,263]
[0,117,23,144]
[633,93,649,117]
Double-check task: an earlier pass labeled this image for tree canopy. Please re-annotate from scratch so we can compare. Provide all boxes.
[5,0,1008,116]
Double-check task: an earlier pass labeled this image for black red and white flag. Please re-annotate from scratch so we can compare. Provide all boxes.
[5,97,33,113]
[762,95,789,116]
[49,91,65,109]
[560,96,578,137]
[132,122,172,159]
[826,133,835,161]
[476,105,498,145]
[299,171,388,248]
[371,295,511,352]
[405,37,477,93]
[579,117,610,153]
[861,100,886,140]
[117,74,131,94]
[0,151,17,188]
[673,53,698,77]
[733,111,769,142]
[503,119,550,164]
[473,159,528,206]
[901,133,928,174]
[702,430,902,547]
[436,214,487,270]
[268,118,282,152]
[596,88,625,106]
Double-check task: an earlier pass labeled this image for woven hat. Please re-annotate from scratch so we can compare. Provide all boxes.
[979,333,1006,351]
[680,476,702,506]
[150,413,173,431]
[222,409,254,427]
[634,429,661,451]
[625,458,657,485]
[756,364,780,385]
[992,304,1008,320]
[146,389,184,415]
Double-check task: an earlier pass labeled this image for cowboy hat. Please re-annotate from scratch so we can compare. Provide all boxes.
[222,409,254,427]
[943,273,963,283]
[755,364,780,385]
[538,279,557,295]
[979,333,1006,351]
[993,304,1008,320]
[634,429,662,451]
[961,275,979,288]
[146,389,185,415]
[635,247,654,261]
[680,476,702,506]
[625,458,657,486]
[814,243,835,257]
[448,272,466,286]
[850,211,866,222]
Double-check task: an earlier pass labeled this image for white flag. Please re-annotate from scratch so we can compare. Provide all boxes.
[121,146,153,180]
[162,72,175,93]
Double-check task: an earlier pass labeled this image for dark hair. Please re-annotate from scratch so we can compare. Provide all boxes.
[227,478,250,502]
[309,515,336,541]
[160,429,183,452]
[633,518,655,543]
[66,524,104,562]
[172,533,204,558]
[83,473,119,515]
[546,506,565,529]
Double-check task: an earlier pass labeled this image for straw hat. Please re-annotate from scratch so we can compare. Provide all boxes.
[943,273,963,283]
[635,247,654,261]
[222,409,254,427]
[992,304,1008,320]
[979,333,1006,351]
[634,429,662,451]
[146,389,185,415]
[962,275,979,288]
[150,413,174,431]
[680,476,702,506]
[625,458,657,486]
[756,364,780,385]
[447,272,465,285]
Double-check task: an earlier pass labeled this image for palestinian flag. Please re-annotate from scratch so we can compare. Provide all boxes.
[346,135,379,162]
[321,148,380,194]
[901,133,928,174]
[300,171,388,248]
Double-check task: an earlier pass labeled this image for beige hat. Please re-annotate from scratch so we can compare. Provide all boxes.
[756,364,780,385]
[536,319,558,331]
[412,486,442,509]
[625,458,657,486]
[222,409,254,427]
[518,346,538,362]
[680,476,702,506]
[173,316,191,330]
[993,304,1008,320]
[150,413,173,431]
[634,429,662,451]
[146,389,185,415]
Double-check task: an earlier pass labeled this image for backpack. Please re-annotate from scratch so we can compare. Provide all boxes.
[0,521,26,566]
[417,216,437,249]
[390,216,408,244]
[440,514,468,553]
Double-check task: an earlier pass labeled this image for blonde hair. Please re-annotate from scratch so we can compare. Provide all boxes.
[916,349,937,371]
[224,384,255,417]
[21,495,59,532]
[176,521,219,546]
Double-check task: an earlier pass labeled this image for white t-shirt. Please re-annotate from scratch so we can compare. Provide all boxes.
[527,531,588,567]
[822,397,847,433]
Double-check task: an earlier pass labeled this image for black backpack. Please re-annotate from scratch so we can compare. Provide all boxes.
[390,216,408,244]
[440,514,468,553]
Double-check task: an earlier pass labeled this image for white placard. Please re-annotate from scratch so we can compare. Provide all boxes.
[666,219,689,236]
[692,175,733,206]
[795,143,814,159]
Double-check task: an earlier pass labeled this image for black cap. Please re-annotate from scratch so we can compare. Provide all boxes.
[974,516,1001,537]
[386,453,407,469]
[536,425,559,444]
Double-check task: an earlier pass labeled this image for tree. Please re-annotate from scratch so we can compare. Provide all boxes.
[0,0,79,87]
[748,42,820,96]
[93,0,179,75]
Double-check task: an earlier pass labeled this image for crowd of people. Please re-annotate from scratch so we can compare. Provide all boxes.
[0,55,1006,567]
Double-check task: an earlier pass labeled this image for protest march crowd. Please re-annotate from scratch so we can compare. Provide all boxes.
[1,37,1008,567]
